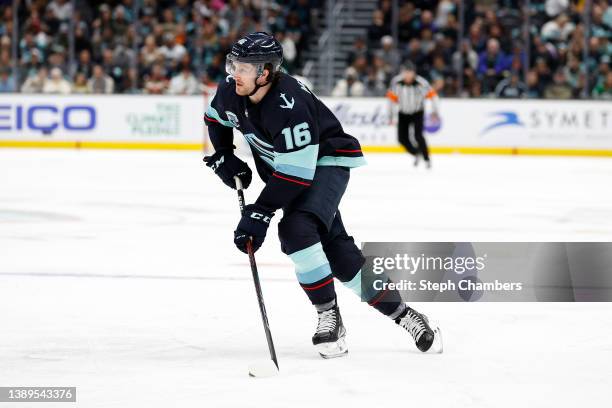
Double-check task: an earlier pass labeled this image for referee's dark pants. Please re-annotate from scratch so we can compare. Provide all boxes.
[398,111,429,161]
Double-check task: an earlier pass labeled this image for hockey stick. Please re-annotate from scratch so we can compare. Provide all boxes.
[234,176,279,375]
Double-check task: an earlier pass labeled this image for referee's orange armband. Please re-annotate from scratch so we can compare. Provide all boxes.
[425,89,438,99]
[386,90,399,103]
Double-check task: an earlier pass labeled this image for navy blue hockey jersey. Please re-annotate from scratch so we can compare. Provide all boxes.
[205,73,366,211]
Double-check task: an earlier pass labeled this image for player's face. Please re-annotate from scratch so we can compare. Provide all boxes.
[231,62,258,96]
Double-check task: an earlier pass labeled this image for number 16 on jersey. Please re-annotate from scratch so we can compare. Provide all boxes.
[281,122,311,150]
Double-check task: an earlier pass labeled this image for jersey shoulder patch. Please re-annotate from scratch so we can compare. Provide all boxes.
[207,77,241,128]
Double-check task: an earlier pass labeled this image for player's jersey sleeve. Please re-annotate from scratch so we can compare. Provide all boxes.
[255,91,319,211]
[204,77,236,151]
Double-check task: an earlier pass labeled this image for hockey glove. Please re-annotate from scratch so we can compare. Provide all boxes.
[204,150,252,190]
[234,204,274,253]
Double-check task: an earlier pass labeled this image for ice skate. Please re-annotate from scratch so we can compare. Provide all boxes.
[395,306,443,353]
[312,305,348,359]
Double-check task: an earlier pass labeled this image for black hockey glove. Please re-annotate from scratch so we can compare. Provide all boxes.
[204,150,252,190]
[234,204,275,253]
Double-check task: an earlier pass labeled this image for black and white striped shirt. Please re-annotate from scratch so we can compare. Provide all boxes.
[389,74,440,114]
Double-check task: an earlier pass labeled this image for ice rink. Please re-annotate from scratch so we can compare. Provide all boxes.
[1,148,611,407]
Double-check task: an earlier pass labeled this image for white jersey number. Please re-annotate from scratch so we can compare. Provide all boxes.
[281,122,311,150]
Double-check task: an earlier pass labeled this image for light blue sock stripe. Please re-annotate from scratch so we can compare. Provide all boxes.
[343,270,362,297]
[289,242,328,273]
[296,263,332,284]
[289,242,332,284]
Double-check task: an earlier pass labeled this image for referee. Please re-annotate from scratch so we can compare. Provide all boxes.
[387,62,440,168]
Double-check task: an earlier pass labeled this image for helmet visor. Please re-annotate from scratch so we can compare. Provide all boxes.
[226,54,261,78]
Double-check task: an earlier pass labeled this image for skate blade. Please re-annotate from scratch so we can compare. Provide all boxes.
[427,326,443,354]
[316,337,348,359]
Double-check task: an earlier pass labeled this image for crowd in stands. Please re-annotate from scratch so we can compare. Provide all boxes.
[0,0,315,95]
[337,0,611,99]
[0,0,610,99]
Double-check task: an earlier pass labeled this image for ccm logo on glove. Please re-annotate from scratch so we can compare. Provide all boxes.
[234,204,275,253]
[209,155,224,171]
[250,212,272,223]
[204,150,252,190]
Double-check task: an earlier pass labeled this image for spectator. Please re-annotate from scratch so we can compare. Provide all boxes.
[76,49,93,78]
[535,57,553,87]
[221,0,245,36]
[541,13,575,43]
[332,67,365,97]
[277,31,297,72]
[592,55,611,92]
[367,10,391,48]
[375,36,401,78]
[140,34,162,70]
[435,0,456,28]
[168,64,199,95]
[101,48,126,88]
[111,5,130,39]
[563,56,584,97]
[403,38,427,71]
[73,25,92,55]
[495,72,528,98]
[159,32,187,66]
[0,68,15,92]
[478,38,509,93]
[21,67,48,93]
[468,22,487,54]
[42,67,71,94]
[87,64,114,94]
[122,67,141,94]
[545,0,569,17]
[347,37,370,66]
[544,69,573,99]
[72,72,89,93]
[452,39,478,76]
[46,0,72,22]
[160,8,177,37]
[144,63,168,94]
[430,55,453,88]
[592,71,612,100]
[199,71,219,99]
[364,56,388,97]
[349,55,369,82]
[20,48,43,80]
[397,3,417,42]
[525,70,544,98]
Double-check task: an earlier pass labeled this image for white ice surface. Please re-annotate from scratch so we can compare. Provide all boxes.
[1,149,611,407]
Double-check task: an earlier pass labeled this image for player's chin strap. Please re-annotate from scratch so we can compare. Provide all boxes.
[248,75,272,96]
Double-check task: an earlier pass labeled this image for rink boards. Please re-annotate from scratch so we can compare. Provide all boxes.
[0,93,610,157]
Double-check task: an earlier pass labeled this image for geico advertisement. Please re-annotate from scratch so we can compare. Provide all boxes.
[0,94,204,141]
[321,97,612,149]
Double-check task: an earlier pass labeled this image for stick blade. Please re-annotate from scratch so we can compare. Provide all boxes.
[248,360,279,378]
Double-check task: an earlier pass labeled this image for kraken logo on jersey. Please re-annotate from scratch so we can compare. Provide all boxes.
[279,93,295,109]
[244,133,275,168]
[226,111,240,127]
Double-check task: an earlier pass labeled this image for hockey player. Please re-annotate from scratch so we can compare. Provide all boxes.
[204,32,440,358]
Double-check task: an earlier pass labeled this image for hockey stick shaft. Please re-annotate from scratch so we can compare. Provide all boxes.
[235,177,279,369]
